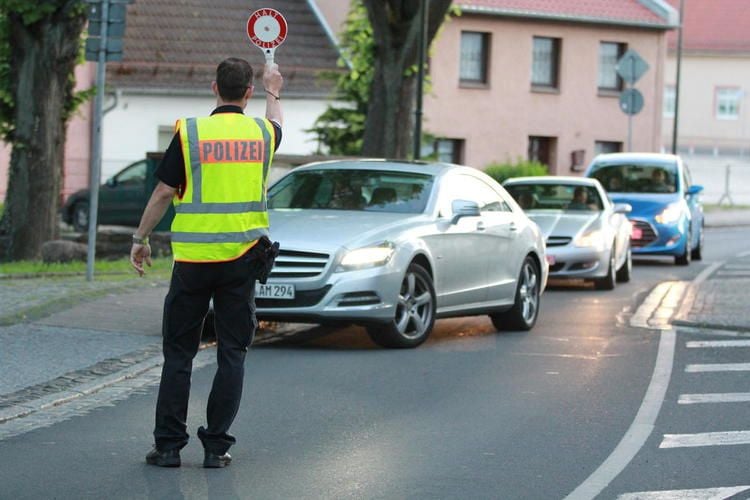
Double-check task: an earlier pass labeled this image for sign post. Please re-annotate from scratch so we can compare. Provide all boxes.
[84,0,132,281]
[246,8,288,64]
[616,49,649,152]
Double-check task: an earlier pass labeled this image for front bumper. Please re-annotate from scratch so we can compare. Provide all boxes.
[545,246,610,279]
[256,266,402,324]
[630,217,687,256]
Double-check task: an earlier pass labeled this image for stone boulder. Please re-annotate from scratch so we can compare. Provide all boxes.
[41,240,88,263]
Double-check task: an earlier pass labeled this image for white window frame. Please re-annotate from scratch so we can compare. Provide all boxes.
[459,31,489,85]
[598,41,625,91]
[715,87,741,120]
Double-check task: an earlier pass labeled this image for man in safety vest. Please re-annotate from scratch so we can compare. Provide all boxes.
[130,57,283,468]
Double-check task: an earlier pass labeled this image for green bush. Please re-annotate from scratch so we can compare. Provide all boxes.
[484,160,548,184]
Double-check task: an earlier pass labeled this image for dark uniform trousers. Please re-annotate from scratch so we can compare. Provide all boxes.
[154,249,259,454]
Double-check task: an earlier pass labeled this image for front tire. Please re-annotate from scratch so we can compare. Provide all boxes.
[72,201,89,233]
[366,263,436,348]
[594,248,616,290]
[616,245,632,283]
[691,224,704,261]
[490,256,540,331]
[675,230,692,266]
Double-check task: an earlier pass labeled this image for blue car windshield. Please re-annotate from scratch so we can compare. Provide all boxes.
[589,163,677,194]
[268,169,434,214]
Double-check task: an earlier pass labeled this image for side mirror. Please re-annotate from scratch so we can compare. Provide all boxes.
[451,199,480,224]
[613,203,632,214]
[686,185,704,196]
[105,177,117,188]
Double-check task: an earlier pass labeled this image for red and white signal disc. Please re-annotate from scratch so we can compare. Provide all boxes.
[247,8,288,50]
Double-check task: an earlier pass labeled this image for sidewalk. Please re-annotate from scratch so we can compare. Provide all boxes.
[703,208,750,228]
[674,252,750,333]
[0,277,169,424]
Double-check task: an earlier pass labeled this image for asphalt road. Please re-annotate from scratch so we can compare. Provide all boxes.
[0,227,747,500]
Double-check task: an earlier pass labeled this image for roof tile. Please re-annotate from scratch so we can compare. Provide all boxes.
[665,0,750,53]
[108,0,341,96]
[457,0,669,27]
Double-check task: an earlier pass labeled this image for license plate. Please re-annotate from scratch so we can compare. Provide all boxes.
[255,283,295,299]
[631,227,643,240]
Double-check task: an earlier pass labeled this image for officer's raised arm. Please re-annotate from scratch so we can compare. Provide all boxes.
[263,63,283,127]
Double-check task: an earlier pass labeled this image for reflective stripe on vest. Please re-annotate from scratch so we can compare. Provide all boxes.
[171,113,275,262]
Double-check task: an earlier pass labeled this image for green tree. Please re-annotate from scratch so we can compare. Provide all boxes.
[307,2,372,156]
[361,0,453,159]
[311,0,454,158]
[0,0,88,260]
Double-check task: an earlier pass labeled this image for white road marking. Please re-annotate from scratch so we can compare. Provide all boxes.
[661,431,750,448]
[677,326,750,338]
[617,485,750,499]
[686,363,750,372]
[563,330,675,500]
[686,340,750,348]
[715,270,750,277]
[679,392,750,404]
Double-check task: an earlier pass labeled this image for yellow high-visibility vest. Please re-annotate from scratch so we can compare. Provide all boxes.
[171,113,275,262]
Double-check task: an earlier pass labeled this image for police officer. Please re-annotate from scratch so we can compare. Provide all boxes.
[130,57,283,468]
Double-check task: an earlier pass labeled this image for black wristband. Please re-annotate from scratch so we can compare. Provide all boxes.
[265,89,280,100]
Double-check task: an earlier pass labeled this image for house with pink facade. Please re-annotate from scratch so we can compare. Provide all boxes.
[421,0,678,173]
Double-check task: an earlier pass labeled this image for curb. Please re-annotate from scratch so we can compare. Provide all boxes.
[0,340,215,427]
[672,319,750,334]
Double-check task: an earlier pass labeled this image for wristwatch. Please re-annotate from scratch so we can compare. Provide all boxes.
[132,234,150,245]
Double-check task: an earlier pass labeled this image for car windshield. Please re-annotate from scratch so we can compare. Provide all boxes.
[505,183,604,211]
[268,168,434,214]
[589,163,677,194]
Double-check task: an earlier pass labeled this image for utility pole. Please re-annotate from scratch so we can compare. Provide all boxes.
[413,0,428,160]
[671,0,685,155]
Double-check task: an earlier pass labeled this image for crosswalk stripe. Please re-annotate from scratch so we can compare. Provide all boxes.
[686,340,750,348]
[679,392,750,404]
[617,485,750,499]
[660,431,750,448]
[686,363,750,372]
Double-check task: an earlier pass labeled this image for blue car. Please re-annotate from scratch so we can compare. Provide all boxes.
[584,153,704,266]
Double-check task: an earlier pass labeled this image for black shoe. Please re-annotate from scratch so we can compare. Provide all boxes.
[203,450,232,468]
[145,446,181,467]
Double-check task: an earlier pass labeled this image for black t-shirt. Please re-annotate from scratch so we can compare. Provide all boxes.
[156,105,282,188]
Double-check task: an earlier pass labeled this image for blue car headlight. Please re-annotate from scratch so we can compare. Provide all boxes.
[337,242,395,272]
[655,202,682,224]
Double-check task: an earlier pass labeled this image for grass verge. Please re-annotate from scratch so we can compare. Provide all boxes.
[704,203,750,212]
[0,257,173,278]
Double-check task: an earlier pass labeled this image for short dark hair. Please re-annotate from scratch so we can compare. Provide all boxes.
[216,58,254,101]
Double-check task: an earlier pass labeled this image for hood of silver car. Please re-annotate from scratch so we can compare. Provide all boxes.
[268,209,421,253]
[526,211,599,238]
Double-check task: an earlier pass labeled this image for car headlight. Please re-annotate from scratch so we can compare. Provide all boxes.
[655,203,682,224]
[574,229,606,250]
[337,242,395,271]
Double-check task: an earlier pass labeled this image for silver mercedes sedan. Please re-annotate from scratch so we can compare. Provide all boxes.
[503,176,632,290]
[257,159,548,348]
